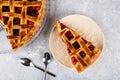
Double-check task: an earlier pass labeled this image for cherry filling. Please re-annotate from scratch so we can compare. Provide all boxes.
[88,45,95,51]
[2,6,10,12]
[71,56,78,65]
[27,20,34,26]
[72,41,80,50]
[65,31,74,40]
[79,51,86,58]
[60,23,66,30]
[3,16,9,24]
[67,48,72,55]
[27,6,40,17]
[13,18,20,25]
[15,7,22,13]
[67,48,71,53]
[13,29,19,36]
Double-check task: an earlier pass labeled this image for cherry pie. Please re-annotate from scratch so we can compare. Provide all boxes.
[55,21,101,73]
[0,0,45,50]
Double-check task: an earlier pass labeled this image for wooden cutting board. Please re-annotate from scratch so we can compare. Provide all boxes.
[49,14,104,68]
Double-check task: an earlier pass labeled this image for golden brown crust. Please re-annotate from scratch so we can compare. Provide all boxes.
[0,0,45,50]
[55,21,101,73]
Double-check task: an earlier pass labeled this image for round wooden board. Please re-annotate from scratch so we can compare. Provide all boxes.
[49,14,104,68]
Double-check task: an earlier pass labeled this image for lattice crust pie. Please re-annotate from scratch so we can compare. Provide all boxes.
[55,21,101,73]
[0,0,45,50]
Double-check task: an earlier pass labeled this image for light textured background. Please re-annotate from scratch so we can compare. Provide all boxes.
[0,0,120,80]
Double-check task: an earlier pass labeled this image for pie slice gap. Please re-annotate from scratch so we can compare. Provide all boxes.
[0,0,45,51]
[55,21,101,73]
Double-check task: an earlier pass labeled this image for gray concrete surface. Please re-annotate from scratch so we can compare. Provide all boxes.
[0,0,120,80]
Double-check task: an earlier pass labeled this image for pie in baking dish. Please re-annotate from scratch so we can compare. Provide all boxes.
[0,0,45,50]
[55,21,101,73]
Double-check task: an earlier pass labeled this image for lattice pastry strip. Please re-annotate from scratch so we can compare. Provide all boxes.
[0,0,45,50]
[55,21,101,73]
